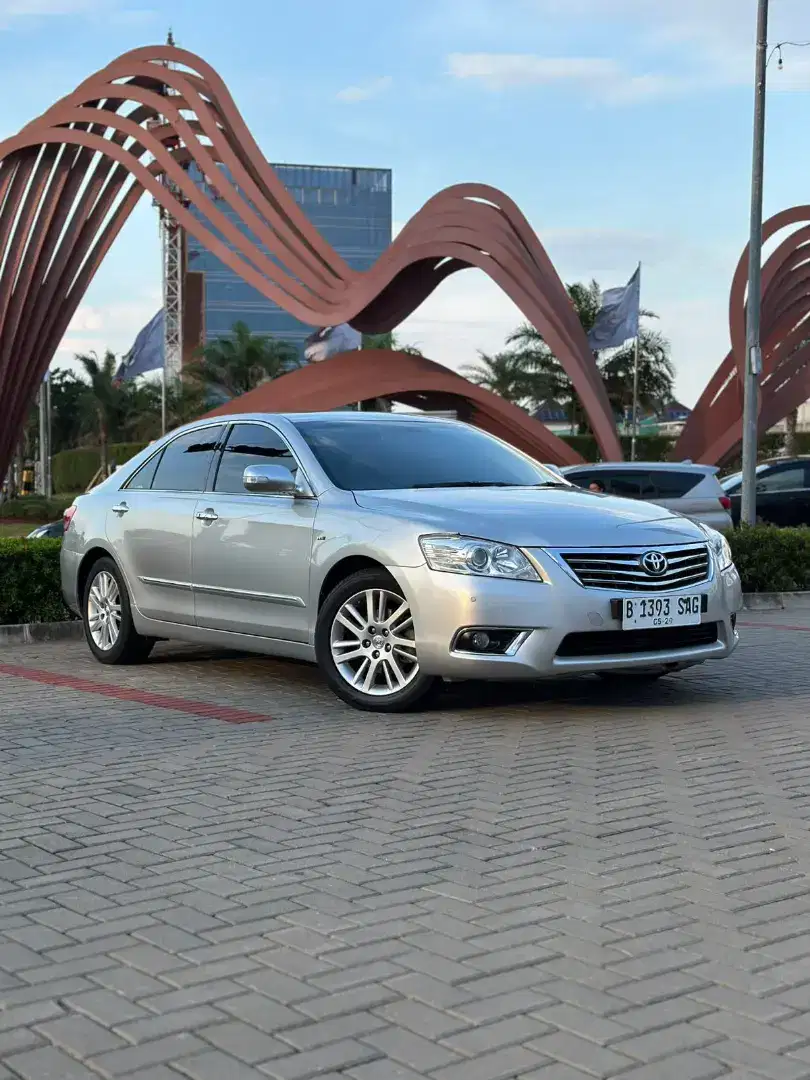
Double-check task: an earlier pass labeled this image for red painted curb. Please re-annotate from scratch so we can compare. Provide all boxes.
[0,663,272,723]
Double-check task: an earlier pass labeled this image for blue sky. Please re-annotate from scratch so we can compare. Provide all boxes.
[2,0,810,405]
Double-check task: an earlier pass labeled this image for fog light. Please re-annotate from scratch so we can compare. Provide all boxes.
[452,628,523,654]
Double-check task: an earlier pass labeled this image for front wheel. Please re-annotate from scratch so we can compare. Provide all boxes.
[82,557,155,665]
[316,569,439,712]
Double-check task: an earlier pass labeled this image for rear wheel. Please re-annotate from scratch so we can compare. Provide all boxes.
[82,557,155,665]
[316,569,439,712]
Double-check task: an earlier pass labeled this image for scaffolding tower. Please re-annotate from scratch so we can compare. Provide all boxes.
[150,31,187,429]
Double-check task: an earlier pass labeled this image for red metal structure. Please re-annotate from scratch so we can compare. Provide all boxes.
[205,348,586,465]
[0,43,622,483]
[675,207,810,465]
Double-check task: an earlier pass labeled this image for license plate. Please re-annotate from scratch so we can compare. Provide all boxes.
[621,595,702,630]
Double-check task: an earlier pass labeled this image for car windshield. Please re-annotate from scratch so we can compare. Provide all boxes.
[294,418,564,491]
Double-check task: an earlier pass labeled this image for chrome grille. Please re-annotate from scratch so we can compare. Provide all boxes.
[559,544,710,592]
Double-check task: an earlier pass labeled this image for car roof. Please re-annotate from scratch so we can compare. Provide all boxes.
[562,461,719,475]
[199,411,459,426]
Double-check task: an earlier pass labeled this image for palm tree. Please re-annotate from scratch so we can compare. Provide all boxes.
[503,281,674,430]
[600,328,676,422]
[186,321,300,400]
[76,350,121,475]
[785,407,800,457]
[462,350,539,407]
[362,331,424,355]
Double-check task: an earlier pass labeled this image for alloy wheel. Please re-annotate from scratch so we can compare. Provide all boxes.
[87,570,122,651]
[330,588,419,697]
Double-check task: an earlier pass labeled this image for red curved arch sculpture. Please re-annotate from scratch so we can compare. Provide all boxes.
[204,348,586,465]
[675,206,810,465]
[0,43,620,485]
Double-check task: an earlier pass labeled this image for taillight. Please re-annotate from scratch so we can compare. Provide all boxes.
[63,505,77,532]
[719,496,731,511]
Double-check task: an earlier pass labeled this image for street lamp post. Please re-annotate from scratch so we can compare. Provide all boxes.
[741,0,769,526]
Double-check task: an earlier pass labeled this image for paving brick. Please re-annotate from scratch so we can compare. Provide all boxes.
[3,1045,101,1080]
[3,628,810,1080]
[259,1038,382,1079]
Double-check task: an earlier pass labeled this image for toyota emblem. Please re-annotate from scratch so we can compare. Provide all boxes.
[641,550,668,576]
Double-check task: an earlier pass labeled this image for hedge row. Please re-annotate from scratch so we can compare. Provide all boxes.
[0,493,79,522]
[1,526,809,628]
[726,525,810,593]
[51,441,147,494]
[0,539,74,625]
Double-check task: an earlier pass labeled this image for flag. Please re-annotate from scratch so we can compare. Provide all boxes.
[304,323,362,364]
[586,266,640,352]
[114,310,165,383]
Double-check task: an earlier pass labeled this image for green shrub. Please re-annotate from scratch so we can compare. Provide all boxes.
[0,494,80,522]
[561,434,676,463]
[726,525,810,593]
[52,441,147,493]
[0,538,74,625]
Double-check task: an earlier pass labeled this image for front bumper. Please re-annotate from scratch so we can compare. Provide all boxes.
[393,551,742,680]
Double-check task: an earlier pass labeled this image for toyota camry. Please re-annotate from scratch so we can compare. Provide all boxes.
[61,413,742,712]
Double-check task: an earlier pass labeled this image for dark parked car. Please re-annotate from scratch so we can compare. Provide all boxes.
[26,520,64,540]
[721,458,810,526]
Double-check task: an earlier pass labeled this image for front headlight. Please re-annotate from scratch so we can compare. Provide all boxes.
[701,525,733,571]
[419,535,543,582]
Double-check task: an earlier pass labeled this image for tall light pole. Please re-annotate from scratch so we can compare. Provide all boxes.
[741,0,769,526]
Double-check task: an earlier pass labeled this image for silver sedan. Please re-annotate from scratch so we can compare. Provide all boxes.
[61,412,742,712]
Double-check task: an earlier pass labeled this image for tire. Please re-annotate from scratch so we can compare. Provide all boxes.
[82,556,155,665]
[316,568,439,712]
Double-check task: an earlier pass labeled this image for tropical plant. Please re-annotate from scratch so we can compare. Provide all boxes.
[461,350,542,407]
[75,350,122,476]
[362,331,424,355]
[600,327,676,421]
[497,280,674,429]
[186,321,300,399]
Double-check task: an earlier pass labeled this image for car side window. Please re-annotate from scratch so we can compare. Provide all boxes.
[647,471,701,499]
[757,465,807,493]
[150,426,225,492]
[212,423,298,494]
[566,472,594,489]
[600,471,653,498]
[124,450,163,491]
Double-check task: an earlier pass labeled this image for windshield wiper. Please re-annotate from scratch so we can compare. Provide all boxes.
[410,481,523,489]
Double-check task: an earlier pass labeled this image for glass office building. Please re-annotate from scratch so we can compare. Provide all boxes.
[183,162,392,357]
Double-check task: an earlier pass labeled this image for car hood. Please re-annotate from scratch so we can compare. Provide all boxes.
[353,486,706,548]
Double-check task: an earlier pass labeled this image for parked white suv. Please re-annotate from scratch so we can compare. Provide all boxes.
[562,462,733,531]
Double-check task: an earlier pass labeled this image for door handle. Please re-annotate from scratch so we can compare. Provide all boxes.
[196,509,218,524]
[111,502,129,516]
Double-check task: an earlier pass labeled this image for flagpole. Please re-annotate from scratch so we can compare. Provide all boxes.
[630,262,641,462]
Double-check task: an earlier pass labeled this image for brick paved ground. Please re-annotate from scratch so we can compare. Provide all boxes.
[1,616,810,1079]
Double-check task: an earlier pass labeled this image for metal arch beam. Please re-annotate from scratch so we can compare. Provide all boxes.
[0,44,621,484]
[674,208,810,465]
[202,348,587,467]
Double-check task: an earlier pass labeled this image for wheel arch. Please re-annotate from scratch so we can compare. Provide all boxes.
[77,544,117,606]
[317,556,391,612]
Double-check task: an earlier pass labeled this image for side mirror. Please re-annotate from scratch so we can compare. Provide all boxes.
[243,464,296,495]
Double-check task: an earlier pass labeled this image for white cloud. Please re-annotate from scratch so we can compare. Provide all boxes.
[447,52,683,103]
[443,1,810,100]
[53,294,160,373]
[336,76,393,104]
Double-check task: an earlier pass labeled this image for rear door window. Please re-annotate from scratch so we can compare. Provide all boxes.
[646,471,702,499]
[151,426,225,492]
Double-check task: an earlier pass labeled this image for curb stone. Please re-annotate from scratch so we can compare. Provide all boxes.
[740,591,810,611]
[0,621,82,645]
